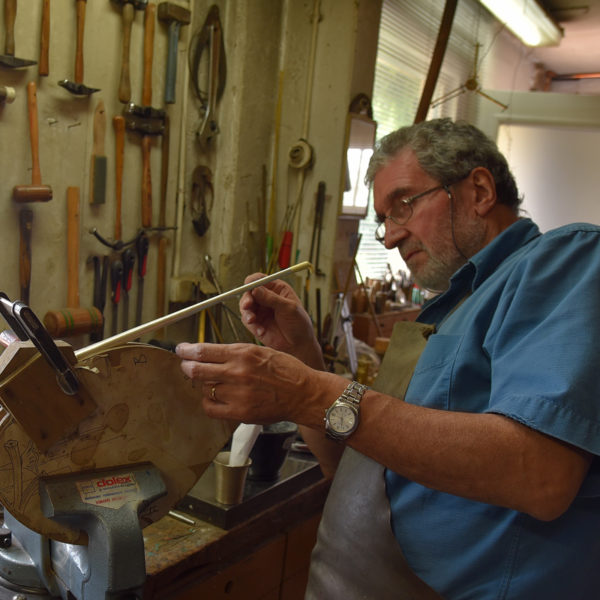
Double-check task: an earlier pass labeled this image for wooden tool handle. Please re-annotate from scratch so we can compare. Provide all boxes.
[66,186,80,308]
[19,209,33,304]
[141,135,152,227]
[74,0,86,84]
[142,3,156,106]
[159,114,169,227]
[39,0,50,76]
[118,2,134,103]
[92,100,106,156]
[156,236,167,320]
[27,81,42,186]
[4,0,15,56]
[113,115,125,241]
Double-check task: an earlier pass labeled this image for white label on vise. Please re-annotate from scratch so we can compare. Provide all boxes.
[76,473,140,510]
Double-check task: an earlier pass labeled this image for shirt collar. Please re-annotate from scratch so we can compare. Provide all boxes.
[468,218,541,290]
[420,218,541,317]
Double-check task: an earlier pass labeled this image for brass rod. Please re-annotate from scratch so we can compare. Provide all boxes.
[76,262,312,360]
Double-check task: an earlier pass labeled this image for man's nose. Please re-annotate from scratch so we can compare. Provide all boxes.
[384,221,409,250]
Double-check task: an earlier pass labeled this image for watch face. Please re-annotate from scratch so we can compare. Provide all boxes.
[329,404,357,434]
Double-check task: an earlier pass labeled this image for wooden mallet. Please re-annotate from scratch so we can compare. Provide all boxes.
[13,81,52,203]
[43,187,103,338]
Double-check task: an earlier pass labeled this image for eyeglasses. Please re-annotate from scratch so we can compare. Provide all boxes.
[375,184,450,244]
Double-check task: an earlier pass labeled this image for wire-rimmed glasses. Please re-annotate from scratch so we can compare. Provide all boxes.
[375,184,450,244]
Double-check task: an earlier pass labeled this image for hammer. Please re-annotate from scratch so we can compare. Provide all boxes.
[59,0,100,95]
[158,2,190,104]
[13,82,52,203]
[124,2,165,228]
[43,187,103,338]
[0,0,36,69]
[112,0,148,103]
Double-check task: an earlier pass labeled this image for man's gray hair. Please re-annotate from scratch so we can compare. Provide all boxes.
[365,118,521,212]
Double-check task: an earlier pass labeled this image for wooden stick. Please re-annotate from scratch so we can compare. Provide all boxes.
[75,261,312,360]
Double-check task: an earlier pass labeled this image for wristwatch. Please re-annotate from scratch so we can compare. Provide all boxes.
[324,381,368,442]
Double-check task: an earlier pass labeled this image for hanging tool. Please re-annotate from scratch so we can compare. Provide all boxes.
[158,1,190,104]
[303,181,326,309]
[13,81,52,203]
[309,181,326,276]
[155,114,170,324]
[89,254,109,343]
[0,0,36,68]
[0,85,15,103]
[110,257,123,336]
[89,99,107,205]
[18,209,33,305]
[112,0,148,103]
[170,29,192,304]
[124,2,165,228]
[191,165,213,236]
[268,0,321,273]
[59,0,100,95]
[43,187,103,338]
[39,0,50,76]
[121,247,135,330]
[135,232,149,325]
[204,255,242,341]
[190,5,226,148]
[123,104,166,228]
[113,115,126,241]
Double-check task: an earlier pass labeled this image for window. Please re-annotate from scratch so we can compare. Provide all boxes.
[356,0,497,280]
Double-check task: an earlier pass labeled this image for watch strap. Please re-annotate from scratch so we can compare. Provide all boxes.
[324,380,368,441]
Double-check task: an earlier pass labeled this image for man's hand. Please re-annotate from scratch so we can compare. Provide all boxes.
[239,274,324,369]
[176,341,324,424]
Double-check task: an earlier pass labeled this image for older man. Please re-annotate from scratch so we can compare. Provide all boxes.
[177,119,600,598]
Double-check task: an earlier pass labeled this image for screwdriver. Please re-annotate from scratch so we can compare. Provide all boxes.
[121,247,135,331]
[136,233,149,326]
[110,258,123,336]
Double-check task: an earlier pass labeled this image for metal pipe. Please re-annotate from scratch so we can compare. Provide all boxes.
[76,261,312,360]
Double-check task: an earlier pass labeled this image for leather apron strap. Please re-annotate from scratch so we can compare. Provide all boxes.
[306,321,443,599]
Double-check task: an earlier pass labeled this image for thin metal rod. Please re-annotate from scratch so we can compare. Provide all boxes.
[75,262,312,360]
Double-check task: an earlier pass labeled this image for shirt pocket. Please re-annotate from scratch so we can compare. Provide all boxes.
[406,334,464,410]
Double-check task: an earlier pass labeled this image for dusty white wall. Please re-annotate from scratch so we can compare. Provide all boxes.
[0,0,380,348]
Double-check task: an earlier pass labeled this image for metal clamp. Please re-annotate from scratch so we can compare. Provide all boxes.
[0,294,79,395]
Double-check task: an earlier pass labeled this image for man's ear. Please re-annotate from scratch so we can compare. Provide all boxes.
[470,167,496,217]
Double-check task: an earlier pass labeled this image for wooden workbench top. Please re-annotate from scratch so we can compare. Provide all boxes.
[142,476,331,599]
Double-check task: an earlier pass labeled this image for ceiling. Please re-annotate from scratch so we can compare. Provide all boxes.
[535,0,600,75]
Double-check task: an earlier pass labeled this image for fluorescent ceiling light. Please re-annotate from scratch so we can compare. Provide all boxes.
[478,0,563,47]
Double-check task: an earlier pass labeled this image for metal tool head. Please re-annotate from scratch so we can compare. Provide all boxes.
[158,2,191,24]
[0,55,37,69]
[58,79,100,96]
[123,102,166,135]
[111,0,148,8]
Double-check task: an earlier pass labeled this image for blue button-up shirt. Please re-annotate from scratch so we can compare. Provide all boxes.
[386,219,600,599]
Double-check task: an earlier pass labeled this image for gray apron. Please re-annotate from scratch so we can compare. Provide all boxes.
[306,321,443,599]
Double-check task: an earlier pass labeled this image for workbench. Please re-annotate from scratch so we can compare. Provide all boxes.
[142,474,330,599]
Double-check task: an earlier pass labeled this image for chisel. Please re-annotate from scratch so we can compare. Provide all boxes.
[121,247,135,331]
[89,100,107,205]
[110,258,123,336]
[18,208,33,304]
[135,233,149,326]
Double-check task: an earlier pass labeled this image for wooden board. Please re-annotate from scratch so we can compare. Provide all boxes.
[0,341,98,451]
[0,343,235,544]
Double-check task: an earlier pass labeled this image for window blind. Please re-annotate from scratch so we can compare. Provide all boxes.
[356,0,497,280]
